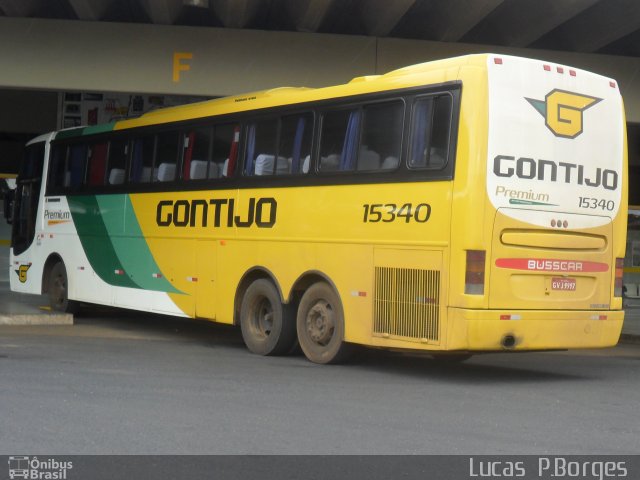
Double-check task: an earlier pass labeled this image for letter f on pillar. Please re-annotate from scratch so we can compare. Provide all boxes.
[173,52,193,82]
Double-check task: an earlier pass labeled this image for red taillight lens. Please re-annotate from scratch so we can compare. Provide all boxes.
[614,258,624,297]
[465,250,486,295]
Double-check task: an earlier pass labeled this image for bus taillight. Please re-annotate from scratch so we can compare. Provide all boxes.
[614,258,624,297]
[465,250,486,295]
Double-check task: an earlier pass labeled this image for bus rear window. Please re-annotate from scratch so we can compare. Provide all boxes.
[409,95,452,170]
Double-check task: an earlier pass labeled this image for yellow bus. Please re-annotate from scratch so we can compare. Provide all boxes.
[4,54,627,363]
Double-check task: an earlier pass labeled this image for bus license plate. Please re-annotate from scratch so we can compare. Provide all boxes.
[552,277,576,291]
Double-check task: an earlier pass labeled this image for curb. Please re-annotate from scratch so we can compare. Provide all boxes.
[0,314,74,326]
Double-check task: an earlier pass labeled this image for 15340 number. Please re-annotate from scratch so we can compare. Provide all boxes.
[362,203,431,223]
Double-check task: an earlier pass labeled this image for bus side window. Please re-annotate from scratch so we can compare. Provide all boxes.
[107,139,128,185]
[48,146,67,190]
[409,95,452,170]
[87,142,108,186]
[184,127,213,181]
[67,144,88,191]
[358,101,403,171]
[215,123,239,178]
[245,119,279,176]
[319,108,359,172]
[279,113,313,175]
[130,135,156,183]
[156,131,180,182]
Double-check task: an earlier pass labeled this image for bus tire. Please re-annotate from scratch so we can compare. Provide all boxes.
[240,279,296,356]
[296,282,352,364]
[48,261,78,314]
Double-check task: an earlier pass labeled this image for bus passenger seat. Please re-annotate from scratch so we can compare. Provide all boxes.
[208,163,219,179]
[141,167,157,182]
[358,148,381,170]
[276,156,290,175]
[222,158,229,177]
[302,155,310,174]
[255,154,274,175]
[321,154,340,171]
[381,156,399,170]
[108,168,125,185]
[157,163,176,182]
[190,160,208,180]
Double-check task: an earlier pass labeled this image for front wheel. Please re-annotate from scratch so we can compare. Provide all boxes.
[48,261,78,314]
[240,279,296,356]
[296,282,352,364]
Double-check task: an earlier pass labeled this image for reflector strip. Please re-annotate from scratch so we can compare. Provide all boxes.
[152,273,163,279]
[186,277,198,282]
[114,269,125,275]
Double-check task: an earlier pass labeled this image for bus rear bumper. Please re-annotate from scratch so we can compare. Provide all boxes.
[446,308,624,351]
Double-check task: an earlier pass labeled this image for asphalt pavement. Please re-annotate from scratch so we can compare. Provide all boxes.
[1,301,640,455]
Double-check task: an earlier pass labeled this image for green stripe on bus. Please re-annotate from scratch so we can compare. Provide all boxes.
[55,127,86,140]
[83,122,117,136]
[68,195,139,289]
[95,195,180,294]
[55,123,116,140]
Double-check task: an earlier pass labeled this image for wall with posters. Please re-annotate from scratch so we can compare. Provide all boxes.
[59,92,208,129]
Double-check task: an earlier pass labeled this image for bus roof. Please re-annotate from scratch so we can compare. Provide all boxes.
[52,53,616,140]
[52,54,488,141]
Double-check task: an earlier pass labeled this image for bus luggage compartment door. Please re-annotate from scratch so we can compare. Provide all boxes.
[488,209,613,310]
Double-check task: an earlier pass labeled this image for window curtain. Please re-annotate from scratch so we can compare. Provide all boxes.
[131,140,143,182]
[340,111,361,170]
[183,132,195,180]
[226,125,241,177]
[411,99,433,167]
[69,145,87,188]
[291,117,306,173]
[244,124,256,175]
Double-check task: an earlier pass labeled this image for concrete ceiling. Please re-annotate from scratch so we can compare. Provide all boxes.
[1,0,639,58]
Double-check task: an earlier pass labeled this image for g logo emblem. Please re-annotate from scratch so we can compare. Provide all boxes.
[15,264,30,283]
[526,90,601,139]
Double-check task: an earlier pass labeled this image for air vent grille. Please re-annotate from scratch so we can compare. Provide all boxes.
[373,267,440,342]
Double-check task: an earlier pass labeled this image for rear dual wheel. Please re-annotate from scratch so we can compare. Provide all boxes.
[240,279,296,356]
[296,282,352,364]
[240,278,351,364]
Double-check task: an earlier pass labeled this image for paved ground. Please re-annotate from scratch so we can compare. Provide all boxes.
[1,307,639,455]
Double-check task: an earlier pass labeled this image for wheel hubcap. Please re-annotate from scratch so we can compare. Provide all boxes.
[253,298,274,337]
[305,300,334,346]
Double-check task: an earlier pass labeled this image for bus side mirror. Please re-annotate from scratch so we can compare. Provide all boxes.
[3,189,15,225]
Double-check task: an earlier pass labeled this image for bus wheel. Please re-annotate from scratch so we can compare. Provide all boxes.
[48,261,78,314]
[297,282,352,364]
[240,279,296,356]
